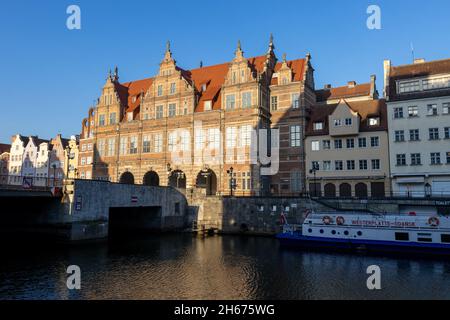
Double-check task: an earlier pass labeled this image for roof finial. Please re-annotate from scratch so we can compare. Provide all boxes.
[282,53,287,62]
[237,40,241,51]
[166,40,171,52]
[268,33,275,52]
[114,66,119,80]
[270,33,273,45]
[200,60,203,68]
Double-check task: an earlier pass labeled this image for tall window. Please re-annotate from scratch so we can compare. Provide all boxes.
[271,96,278,111]
[323,161,332,171]
[226,94,236,110]
[142,135,151,153]
[430,152,441,165]
[347,160,355,170]
[129,136,138,154]
[242,92,252,108]
[334,139,342,149]
[370,136,379,147]
[427,104,438,116]
[335,160,343,171]
[240,125,252,146]
[208,128,220,150]
[429,128,439,140]
[443,103,450,115]
[411,153,421,166]
[168,103,176,117]
[195,129,204,150]
[204,101,212,111]
[180,131,190,151]
[445,127,450,139]
[408,106,419,117]
[99,114,105,126]
[410,129,420,141]
[371,159,380,170]
[447,152,450,164]
[120,137,127,155]
[311,141,320,151]
[394,107,403,119]
[359,160,368,170]
[322,140,331,149]
[157,85,163,96]
[290,171,301,192]
[154,134,162,153]
[396,154,406,166]
[170,83,176,95]
[395,130,405,142]
[346,138,354,149]
[107,138,115,156]
[98,139,105,156]
[291,93,300,109]
[358,137,367,148]
[109,112,116,125]
[226,127,237,148]
[290,125,301,147]
[168,132,176,152]
[156,105,164,119]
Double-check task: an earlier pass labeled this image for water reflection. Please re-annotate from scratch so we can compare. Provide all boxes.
[0,234,449,300]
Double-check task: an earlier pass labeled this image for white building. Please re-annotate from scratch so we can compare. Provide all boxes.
[384,58,450,197]
[8,135,28,185]
[35,141,51,186]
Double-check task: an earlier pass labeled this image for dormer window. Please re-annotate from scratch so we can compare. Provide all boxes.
[313,122,324,131]
[369,117,380,126]
[201,84,207,92]
[157,85,163,97]
[334,119,342,127]
[345,118,352,126]
[170,83,176,95]
[132,96,137,103]
[204,101,212,111]
[127,112,133,122]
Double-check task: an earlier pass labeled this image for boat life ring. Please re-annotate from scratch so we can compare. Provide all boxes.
[336,216,345,225]
[322,216,332,225]
[428,217,440,227]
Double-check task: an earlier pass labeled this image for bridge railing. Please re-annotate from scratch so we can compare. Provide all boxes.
[0,174,64,191]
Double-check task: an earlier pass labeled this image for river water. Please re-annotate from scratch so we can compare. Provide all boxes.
[0,234,449,300]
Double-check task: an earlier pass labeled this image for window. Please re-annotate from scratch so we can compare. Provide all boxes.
[242,92,252,108]
[359,160,368,170]
[410,129,420,141]
[240,125,252,146]
[347,160,355,170]
[157,85,163,96]
[226,127,237,148]
[271,96,278,111]
[443,103,450,115]
[226,94,236,110]
[142,135,151,153]
[183,101,188,115]
[81,157,86,165]
[346,139,354,149]
[399,80,420,93]
[429,128,439,140]
[98,139,105,156]
[120,137,127,155]
[311,141,320,151]
[180,131,190,151]
[86,156,92,165]
[291,93,300,109]
[431,152,441,165]
[168,132,176,152]
[195,129,204,150]
[395,130,405,142]
[129,136,138,154]
[408,106,419,117]
[445,127,450,139]
[335,161,343,171]
[427,104,438,116]
[290,125,301,147]
[441,234,450,243]
[323,161,332,171]
[311,161,320,171]
[109,112,116,125]
[447,152,450,164]
[334,119,342,127]
[372,159,380,170]
[370,136,379,147]
[313,122,323,131]
[368,117,379,126]
[358,137,367,148]
[422,76,450,90]
[154,134,162,153]
[156,105,164,119]
[411,153,421,166]
[395,232,409,241]
[168,103,176,117]
[290,171,302,192]
[107,138,115,156]
[345,118,352,126]
[99,114,105,126]
[334,139,342,149]
[396,154,406,166]
[204,101,212,111]
[322,140,331,150]
[394,107,403,119]
[170,83,176,95]
[81,144,86,152]
[208,128,220,149]
[88,144,93,151]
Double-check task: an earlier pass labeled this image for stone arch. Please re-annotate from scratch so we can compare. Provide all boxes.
[195,169,217,196]
[143,171,160,186]
[168,170,186,189]
[355,182,368,198]
[119,171,135,185]
[339,183,352,198]
[324,183,336,198]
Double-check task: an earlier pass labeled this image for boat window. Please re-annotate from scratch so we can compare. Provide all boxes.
[320,229,324,234]
[441,234,450,243]
[332,230,336,235]
[357,231,362,236]
[308,228,313,233]
[418,237,433,243]
[395,232,409,241]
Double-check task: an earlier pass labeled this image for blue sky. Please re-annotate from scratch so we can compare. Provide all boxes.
[1,0,449,143]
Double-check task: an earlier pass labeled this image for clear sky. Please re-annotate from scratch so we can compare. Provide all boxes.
[1,0,449,143]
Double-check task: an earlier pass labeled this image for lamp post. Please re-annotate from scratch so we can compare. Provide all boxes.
[226,167,235,196]
[52,164,57,187]
[309,164,318,198]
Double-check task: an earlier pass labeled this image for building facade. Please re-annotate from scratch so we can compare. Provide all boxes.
[78,38,315,196]
[384,58,450,197]
[305,80,390,198]
[64,135,80,179]
[0,143,10,185]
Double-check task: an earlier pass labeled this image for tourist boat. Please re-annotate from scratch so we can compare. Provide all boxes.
[276,211,450,256]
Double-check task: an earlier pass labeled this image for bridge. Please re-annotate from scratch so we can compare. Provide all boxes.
[0,179,188,241]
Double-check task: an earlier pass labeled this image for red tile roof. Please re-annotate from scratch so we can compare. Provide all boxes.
[316,83,372,103]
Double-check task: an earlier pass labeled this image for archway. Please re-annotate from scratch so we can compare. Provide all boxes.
[119,171,135,185]
[196,169,217,196]
[168,170,186,189]
[324,183,336,198]
[339,183,352,198]
[143,171,160,186]
[355,183,368,198]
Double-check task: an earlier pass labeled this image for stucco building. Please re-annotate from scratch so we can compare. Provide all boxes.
[305,79,390,198]
[78,38,315,196]
[384,58,450,197]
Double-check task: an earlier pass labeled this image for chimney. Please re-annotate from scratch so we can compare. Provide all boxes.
[370,75,378,99]
[324,84,332,90]
[383,59,391,100]
[414,58,425,64]
[347,81,356,88]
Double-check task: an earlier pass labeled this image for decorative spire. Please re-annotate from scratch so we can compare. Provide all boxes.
[268,33,275,53]
[163,40,173,62]
[114,66,119,81]
[166,40,171,53]
[282,53,287,63]
[234,40,244,59]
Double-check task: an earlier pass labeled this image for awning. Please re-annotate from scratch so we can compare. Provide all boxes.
[396,177,425,184]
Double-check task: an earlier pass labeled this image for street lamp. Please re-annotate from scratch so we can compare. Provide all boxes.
[52,164,57,187]
[309,164,318,198]
[226,167,235,196]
